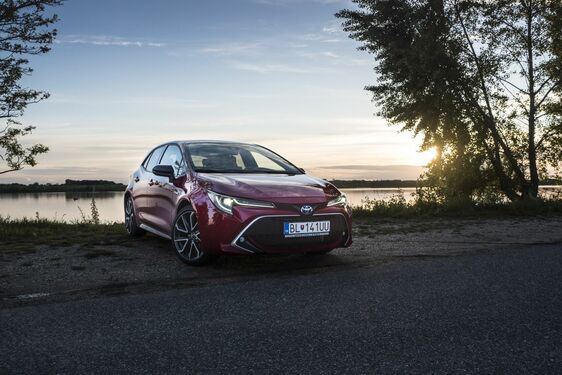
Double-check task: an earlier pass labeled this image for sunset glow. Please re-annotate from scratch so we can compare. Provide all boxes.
[1,0,428,183]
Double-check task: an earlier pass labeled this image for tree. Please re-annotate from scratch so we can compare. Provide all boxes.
[0,0,62,175]
[337,0,562,201]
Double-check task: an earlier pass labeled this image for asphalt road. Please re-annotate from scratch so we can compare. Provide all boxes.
[1,244,561,374]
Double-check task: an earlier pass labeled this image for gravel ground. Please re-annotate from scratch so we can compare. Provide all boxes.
[1,217,561,307]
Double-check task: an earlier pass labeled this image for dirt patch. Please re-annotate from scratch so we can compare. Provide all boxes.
[1,217,561,307]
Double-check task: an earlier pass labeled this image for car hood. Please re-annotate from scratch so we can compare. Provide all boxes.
[196,173,341,203]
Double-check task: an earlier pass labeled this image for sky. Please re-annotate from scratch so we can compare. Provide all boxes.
[1,0,434,184]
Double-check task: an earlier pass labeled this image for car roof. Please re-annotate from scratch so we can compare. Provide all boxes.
[156,140,258,148]
[147,140,262,155]
[178,140,253,145]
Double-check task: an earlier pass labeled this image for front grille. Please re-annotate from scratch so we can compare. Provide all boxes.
[234,215,348,253]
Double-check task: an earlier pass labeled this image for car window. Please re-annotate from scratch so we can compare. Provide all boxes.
[160,144,187,178]
[142,152,152,169]
[145,146,166,172]
[186,143,301,174]
[250,151,285,171]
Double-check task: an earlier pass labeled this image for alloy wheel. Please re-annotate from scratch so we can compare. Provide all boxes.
[125,197,135,234]
[174,210,203,261]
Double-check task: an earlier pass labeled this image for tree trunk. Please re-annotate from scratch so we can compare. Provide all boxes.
[526,1,540,199]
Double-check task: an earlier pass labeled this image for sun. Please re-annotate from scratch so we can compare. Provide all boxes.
[415,147,438,166]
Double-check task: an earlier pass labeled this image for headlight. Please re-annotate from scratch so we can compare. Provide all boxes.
[327,194,347,207]
[207,191,275,215]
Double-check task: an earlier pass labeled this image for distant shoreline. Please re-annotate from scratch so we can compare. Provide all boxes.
[0,179,419,193]
[0,180,127,194]
[0,178,561,193]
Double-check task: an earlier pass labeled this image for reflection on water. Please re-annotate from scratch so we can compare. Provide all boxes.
[0,191,126,223]
[0,187,560,222]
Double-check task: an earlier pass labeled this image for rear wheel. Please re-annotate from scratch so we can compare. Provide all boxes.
[124,195,145,237]
[172,207,217,266]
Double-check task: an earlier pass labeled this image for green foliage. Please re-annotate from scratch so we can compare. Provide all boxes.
[0,0,62,175]
[0,215,125,250]
[90,196,100,225]
[0,120,49,173]
[337,0,562,201]
[352,190,562,219]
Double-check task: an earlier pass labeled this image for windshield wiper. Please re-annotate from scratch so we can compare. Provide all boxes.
[194,169,223,173]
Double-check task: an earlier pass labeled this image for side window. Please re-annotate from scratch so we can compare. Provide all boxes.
[159,144,187,178]
[142,152,152,169]
[145,146,166,172]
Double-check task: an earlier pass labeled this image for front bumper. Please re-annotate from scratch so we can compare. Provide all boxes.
[231,213,350,253]
[193,194,352,254]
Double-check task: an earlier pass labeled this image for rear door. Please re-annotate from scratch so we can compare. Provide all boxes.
[137,145,166,226]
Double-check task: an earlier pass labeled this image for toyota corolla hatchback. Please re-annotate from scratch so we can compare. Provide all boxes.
[125,141,352,265]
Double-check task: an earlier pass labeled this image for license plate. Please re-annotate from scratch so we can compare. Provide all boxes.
[283,220,330,238]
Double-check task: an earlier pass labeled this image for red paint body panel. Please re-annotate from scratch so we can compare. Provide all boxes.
[126,141,352,256]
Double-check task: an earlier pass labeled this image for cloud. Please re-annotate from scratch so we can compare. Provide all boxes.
[298,51,371,66]
[322,25,340,34]
[47,94,215,110]
[57,35,165,47]
[200,42,263,56]
[316,165,423,171]
[231,62,308,73]
[321,20,345,35]
[307,164,425,180]
[255,0,347,5]
[296,33,342,43]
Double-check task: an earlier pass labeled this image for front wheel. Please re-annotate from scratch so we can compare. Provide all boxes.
[172,207,217,266]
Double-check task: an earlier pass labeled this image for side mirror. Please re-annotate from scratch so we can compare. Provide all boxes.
[152,165,175,182]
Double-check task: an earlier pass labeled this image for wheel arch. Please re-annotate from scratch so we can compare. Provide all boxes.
[176,198,193,215]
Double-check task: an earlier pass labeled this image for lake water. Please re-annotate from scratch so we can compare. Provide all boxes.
[0,187,560,223]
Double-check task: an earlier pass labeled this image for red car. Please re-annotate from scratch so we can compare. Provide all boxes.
[125,141,352,265]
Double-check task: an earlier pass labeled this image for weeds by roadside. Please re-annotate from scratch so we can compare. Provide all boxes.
[0,216,125,251]
[77,195,101,225]
[352,190,562,218]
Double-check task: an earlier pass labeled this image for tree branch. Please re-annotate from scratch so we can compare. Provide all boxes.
[0,167,21,175]
[535,124,562,151]
[454,2,527,186]
[536,79,560,110]
[535,76,553,95]
[498,77,528,95]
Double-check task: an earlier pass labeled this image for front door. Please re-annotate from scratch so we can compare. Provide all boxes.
[151,144,187,235]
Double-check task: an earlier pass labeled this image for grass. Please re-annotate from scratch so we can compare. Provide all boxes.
[2,193,562,252]
[352,193,562,219]
[0,196,125,251]
[0,216,127,252]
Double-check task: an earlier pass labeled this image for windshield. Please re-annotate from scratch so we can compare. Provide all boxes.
[186,143,302,174]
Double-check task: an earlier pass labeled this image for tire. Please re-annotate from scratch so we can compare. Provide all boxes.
[172,206,217,266]
[124,195,146,237]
